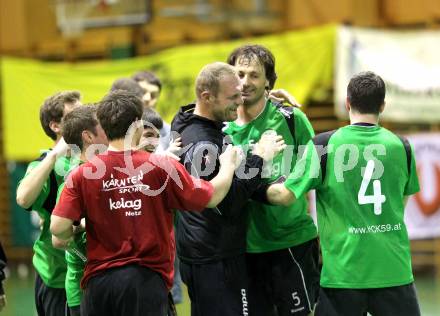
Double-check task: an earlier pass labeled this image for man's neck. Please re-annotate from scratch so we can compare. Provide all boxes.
[194,102,216,121]
[236,97,266,125]
[349,111,379,125]
[80,152,87,162]
[108,138,138,152]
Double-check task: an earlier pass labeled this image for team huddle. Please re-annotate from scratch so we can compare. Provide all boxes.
[16,44,421,316]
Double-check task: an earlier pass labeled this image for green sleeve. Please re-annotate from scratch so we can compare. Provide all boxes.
[404,144,420,196]
[21,160,50,209]
[294,108,315,147]
[285,140,322,199]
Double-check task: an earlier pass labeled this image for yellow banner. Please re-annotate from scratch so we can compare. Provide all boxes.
[1,24,335,160]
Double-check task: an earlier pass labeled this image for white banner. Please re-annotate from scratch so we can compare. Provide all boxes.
[335,26,440,123]
[404,133,440,239]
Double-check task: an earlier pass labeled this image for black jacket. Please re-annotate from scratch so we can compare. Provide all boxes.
[0,242,6,295]
[171,104,265,263]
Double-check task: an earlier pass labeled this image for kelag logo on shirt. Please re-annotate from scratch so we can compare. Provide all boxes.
[109,198,142,211]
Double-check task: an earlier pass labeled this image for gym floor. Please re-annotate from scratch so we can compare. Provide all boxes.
[2,264,439,316]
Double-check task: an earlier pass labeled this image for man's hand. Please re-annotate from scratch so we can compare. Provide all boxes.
[52,137,69,156]
[219,145,242,170]
[0,294,6,312]
[164,137,182,161]
[253,131,286,161]
[268,89,301,107]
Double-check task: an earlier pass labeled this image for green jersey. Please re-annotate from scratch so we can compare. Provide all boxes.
[57,167,87,307]
[225,100,317,252]
[286,124,419,288]
[23,153,78,288]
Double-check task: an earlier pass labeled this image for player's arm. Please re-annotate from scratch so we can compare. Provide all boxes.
[205,145,241,208]
[269,139,321,207]
[16,139,68,209]
[16,152,57,209]
[163,144,242,211]
[50,168,83,246]
[50,215,74,242]
[52,234,71,250]
[268,89,301,107]
[266,183,296,206]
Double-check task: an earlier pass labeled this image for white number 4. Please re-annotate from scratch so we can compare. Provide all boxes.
[358,160,386,215]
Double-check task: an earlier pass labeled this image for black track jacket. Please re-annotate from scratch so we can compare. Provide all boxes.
[171,103,266,263]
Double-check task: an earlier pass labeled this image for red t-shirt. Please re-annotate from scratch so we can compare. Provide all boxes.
[53,150,213,289]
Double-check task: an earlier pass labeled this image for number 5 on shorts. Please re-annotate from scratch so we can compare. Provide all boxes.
[291,292,301,306]
[358,160,386,215]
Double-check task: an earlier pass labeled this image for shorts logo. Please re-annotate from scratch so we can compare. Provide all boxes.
[241,289,249,316]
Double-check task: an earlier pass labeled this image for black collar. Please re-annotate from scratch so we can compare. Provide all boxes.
[351,122,376,127]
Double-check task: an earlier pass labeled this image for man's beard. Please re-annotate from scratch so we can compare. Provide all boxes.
[242,89,265,107]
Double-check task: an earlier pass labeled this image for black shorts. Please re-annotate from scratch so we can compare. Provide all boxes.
[69,305,80,316]
[246,238,320,316]
[80,264,168,316]
[315,282,421,316]
[180,254,250,316]
[35,274,70,316]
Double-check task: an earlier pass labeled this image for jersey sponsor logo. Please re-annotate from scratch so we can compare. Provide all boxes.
[241,289,249,316]
[102,172,147,191]
[109,197,142,211]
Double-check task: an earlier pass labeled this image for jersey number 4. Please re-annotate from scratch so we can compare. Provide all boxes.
[358,160,386,215]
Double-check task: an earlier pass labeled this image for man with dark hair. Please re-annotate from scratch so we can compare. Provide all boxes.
[171,62,285,316]
[16,91,81,316]
[224,45,320,316]
[132,71,162,109]
[139,108,164,154]
[51,90,242,316]
[110,78,145,99]
[39,91,82,141]
[132,70,171,153]
[55,105,108,316]
[267,71,421,316]
[62,105,107,154]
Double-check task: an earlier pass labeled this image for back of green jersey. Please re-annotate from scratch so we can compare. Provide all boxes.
[287,124,419,288]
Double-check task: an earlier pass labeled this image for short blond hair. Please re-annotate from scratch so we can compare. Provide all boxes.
[195,62,237,99]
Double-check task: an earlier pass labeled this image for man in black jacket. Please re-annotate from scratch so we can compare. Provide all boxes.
[171,62,284,316]
[0,242,7,312]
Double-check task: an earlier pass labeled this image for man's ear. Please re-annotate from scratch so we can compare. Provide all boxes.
[200,91,212,103]
[379,102,385,113]
[265,79,270,90]
[345,98,351,112]
[82,130,93,145]
[49,121,61,136]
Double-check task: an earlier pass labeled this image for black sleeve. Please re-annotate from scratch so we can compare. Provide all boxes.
[0,242,6,295]
[216,155,264,218]
[183,141,264,218]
